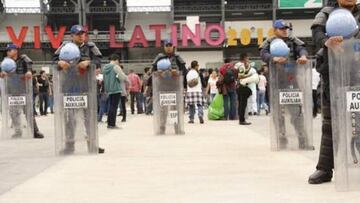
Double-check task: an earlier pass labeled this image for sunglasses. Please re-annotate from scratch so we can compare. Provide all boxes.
[165,44,173,47]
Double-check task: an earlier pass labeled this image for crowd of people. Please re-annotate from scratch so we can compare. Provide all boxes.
[1,0,357,186]
[93,57,271,127]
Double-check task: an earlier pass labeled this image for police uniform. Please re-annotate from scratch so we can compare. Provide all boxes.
[1,54,42,138]
[152,53,186,134]
[260,35,310,149]
[309,3,360,183]
[53,41,102,153]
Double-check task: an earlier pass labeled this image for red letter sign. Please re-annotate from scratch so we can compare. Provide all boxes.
[182,24,201,47]
[204,24,225,46]
[45,26,66,49]
[149,24,166,48]
[129,25,149,48]
[109,25,124,48]
[33,26,41,49]
[6,26,28,47]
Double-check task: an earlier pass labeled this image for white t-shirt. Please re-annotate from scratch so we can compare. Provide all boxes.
[186,69,202,92]
[208,77,218,94]
[312,68,320,90]
[258,75,267,91]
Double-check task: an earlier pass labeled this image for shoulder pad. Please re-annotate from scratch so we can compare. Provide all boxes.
[289,36,305,46]
[152,53,166,65]
[86,41,96,47]
[321,6,334,15]
[312,7,334,27]
[62,41,71,45]
[259,37,273,49]
[20,54,33,63]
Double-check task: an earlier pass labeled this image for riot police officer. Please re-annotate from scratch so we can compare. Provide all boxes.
[308,0,360,184]
[53,25,104,154]
[0,44,44,139]
[151,39,187,135]
[260,20,310,150]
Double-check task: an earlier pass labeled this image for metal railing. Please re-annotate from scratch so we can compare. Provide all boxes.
[3,7,41,14]
[88,6,119,13]
[44,7,76,14]
[127,6,171,12]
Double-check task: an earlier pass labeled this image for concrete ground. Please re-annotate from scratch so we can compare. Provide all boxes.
[0,112,359,203]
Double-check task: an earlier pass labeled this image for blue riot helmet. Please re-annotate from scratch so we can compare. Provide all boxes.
[59,42,81,63]
[326,8,359,39]
[270,38,290,57]
[157,58,172,71]
[0,57,17,73]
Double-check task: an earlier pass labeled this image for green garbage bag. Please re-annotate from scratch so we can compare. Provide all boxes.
[208,93,224,120]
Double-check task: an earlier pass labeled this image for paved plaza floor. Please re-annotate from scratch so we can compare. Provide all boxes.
[0,113,359,203]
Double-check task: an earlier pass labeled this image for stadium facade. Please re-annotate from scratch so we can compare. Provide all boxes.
[0,0,336,71]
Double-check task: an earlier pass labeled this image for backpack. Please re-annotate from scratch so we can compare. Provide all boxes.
[223,64,235,84]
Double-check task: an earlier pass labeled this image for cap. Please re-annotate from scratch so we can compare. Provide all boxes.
[6,44,19,51]
[163,39,173,46]
[70,25,86,35]
[273,20,290,29]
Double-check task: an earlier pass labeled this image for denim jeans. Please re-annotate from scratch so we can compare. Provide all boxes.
[98,94,109,122]
[145,97,153,115]
[39,92,48,115]
[48,95,54,113]
[257,90,268,113]
[223,89,237,120]
[130,92,143,114]
[188,104,204,121]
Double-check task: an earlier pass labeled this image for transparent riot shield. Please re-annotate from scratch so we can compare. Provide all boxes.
[269,61,313,151]
[152,70,185,135]
[1,73,33,139]
[53,65,98,155]
[328,39,360,191]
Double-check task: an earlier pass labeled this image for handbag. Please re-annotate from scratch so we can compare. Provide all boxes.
[188,77,199,88]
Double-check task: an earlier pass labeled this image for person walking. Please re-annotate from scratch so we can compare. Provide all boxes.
[128,70,143,114]
[257,69,269,115]
[186,61,206,124]
[218,59,238,120]
[37,70,49,116]
[206,70,219,103]
[102,54,126,129]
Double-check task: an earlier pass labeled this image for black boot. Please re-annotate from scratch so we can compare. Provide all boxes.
[34,131,44,139]
[308,170,333,184]
[98,147,105,154]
